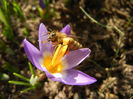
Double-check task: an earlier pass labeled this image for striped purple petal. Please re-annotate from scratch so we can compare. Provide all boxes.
[23,39,43,71]
[62,48,91,71]
[38,23,54,53]
[51,69,97,85]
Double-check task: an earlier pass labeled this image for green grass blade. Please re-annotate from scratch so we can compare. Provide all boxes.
[51,8,56,18]
[2,0,8,13]
[13,73,30,82]
[23,28,30,37]
[80,6,124,60]
[0,8,9,26]
[12,2,25,21]
[20,86,36,93]
[0,8,14,40]
[28,62,35,76]
[8,81,31,86]
[125,17,133,27]
[37,7,44,18]
[80,6,112,29]
[3,26,14,39]
[113,26,124,58]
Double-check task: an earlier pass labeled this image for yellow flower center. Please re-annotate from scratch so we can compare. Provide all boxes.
[43,44,68,74]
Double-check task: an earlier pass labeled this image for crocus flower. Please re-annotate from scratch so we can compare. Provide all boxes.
[39,0,45,10]
[23,23,97,85]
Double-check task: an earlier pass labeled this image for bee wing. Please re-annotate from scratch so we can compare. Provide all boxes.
[66,34,78,39]
[67,34,83,39]
[39,33,49,42]
[41,33,49,41]
[38,40,48,43]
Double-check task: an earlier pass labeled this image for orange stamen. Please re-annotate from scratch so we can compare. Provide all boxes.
[52,44,68,65]
[42,44,68,74]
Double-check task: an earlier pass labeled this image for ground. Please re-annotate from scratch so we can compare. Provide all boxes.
[0,0,133,99]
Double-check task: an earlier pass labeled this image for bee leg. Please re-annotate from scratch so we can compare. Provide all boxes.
[51,42,58,47]
[52,45,57,47]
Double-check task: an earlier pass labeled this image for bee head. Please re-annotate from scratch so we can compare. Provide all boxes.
[47,32,57,42]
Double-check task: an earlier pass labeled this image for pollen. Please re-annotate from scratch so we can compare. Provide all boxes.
[43,54,52,69]
[43,44,68,74]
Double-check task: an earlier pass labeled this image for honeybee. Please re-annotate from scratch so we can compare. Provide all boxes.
[47,31,82,51]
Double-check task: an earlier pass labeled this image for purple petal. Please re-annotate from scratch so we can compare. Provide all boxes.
[39,23,48,42]
[38,23,54,53]
[23,39,43,71]
[60,24,71,35]
[39,0,45,9]
[62,48,91,70]
[51,69,97,85]
[38,23,48,49]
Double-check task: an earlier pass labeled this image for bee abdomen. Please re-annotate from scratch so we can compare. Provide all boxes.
[69,39,82,50]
